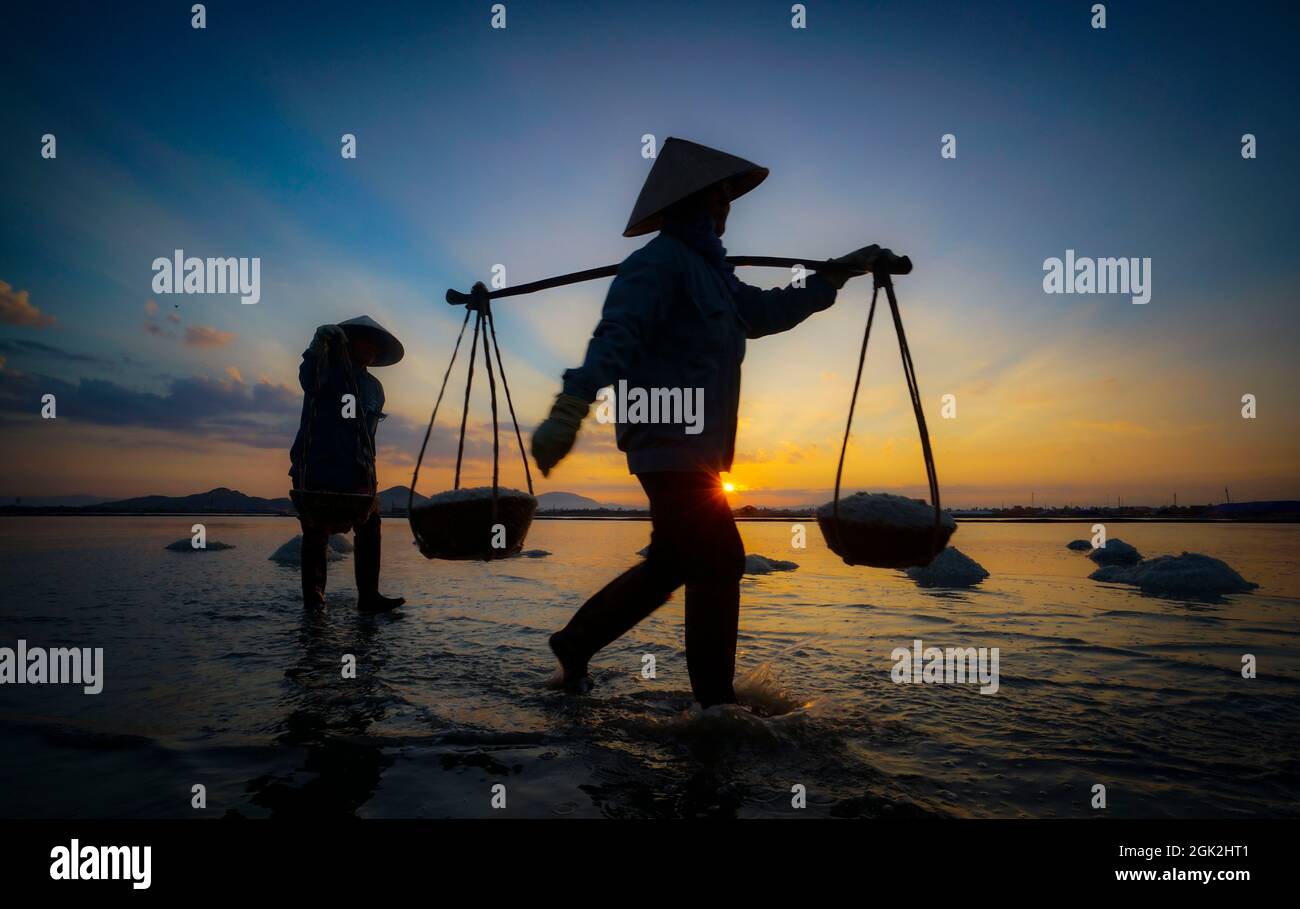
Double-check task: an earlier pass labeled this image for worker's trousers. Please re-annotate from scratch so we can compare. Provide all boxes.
[300,504,382,608]
[552,471,746,707]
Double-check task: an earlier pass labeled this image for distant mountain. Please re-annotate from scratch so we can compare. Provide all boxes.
[0,494,116,508]
[94,487,292,513]
[378,485,428,512]
[94,485,433,515]
[536,491,628,511]
[0,486,454,516]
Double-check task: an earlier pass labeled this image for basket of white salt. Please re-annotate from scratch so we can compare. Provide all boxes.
[406,285,538,561]
[818,268,949,568]
[409,486,537,561]
[817,492,954,568]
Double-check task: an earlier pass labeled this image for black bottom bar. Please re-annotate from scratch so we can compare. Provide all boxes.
[0,818,1284,894]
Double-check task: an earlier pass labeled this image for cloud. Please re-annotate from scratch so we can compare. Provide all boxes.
[0,282,56,328]
[374,414,495,469]
[184,325,237,348]
[0,338,110,364]
[142,309,189,340]
[0,368,300,448]
[0,365,497,472]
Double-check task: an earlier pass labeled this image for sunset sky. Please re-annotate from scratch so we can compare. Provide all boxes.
[1,1,1296,507]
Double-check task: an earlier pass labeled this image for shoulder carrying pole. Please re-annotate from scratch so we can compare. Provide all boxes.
[445,254,912,305]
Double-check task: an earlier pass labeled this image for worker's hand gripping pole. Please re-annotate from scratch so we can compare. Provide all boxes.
[466,281,491,313]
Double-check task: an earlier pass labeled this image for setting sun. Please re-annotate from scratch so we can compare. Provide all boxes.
[722,482,736,493]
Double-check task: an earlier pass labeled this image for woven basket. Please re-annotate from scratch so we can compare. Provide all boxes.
[410,490,537,561]
[817,514,953,569]
[290,489,376,532]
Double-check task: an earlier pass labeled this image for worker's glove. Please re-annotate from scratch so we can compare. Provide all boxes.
[818,244,885,290]
[531,393,590,477]
[310,324,348,356]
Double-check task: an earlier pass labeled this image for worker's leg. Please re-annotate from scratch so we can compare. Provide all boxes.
[300,520,330,609]
[681,485,745,706]
[549,471,707,685]
[353,507,381,600]
[354,504,404,614]
[684,580,742,706]
[550,563,679,681]
[551,473,712,681]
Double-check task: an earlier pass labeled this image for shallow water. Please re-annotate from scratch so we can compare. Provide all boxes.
[0,516,1296,819]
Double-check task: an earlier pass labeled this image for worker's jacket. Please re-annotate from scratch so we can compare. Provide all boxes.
[288,344,384,492]
[562,233,838,474]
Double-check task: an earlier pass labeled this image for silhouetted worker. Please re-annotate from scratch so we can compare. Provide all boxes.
[532,137,886,706]
[290,316,406,614]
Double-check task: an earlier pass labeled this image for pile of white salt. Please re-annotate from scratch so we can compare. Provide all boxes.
[1090,552,1257,598]
[817,492,954,530]
[165,539,235,552]
[904,546,989,587]
[423,486,535,504]
[1087,538,1142,565]
[269,534,353,564]
[744,554,799,575]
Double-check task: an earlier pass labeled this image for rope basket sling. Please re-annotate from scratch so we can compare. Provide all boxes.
[408,283,537,561]
[290,335,378,531]
[817,271,952,568]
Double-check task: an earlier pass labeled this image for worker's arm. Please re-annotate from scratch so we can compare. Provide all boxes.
[560,246,675,402]
[299,324,349,393]
[732,245,885,339]
[533,248,674,476]
[731,273,839,339]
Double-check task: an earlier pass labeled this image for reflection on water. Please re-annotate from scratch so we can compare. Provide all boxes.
[0,516,1297,818]
[246,610,395,818]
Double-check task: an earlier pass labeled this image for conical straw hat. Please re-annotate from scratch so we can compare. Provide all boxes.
[623,137,769,237]
[339,315,404,367]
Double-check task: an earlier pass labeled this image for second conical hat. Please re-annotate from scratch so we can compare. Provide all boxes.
[339,314,405,367]
[623,137,769,237]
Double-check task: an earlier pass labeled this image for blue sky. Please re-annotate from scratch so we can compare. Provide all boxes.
[1,0,1297,504]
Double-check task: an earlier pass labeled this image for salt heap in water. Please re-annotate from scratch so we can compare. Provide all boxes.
[816,492,955,530]
[1088,538,1141,565]
[269,534,353,564]
[424,486,534,504]
[165,539,234,552]
[904,546,988,587]
[1090,552,1258,598]
[744,554,799,575]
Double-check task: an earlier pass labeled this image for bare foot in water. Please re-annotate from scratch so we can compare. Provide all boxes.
[358,593,405,614]
[547,632,594,693]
